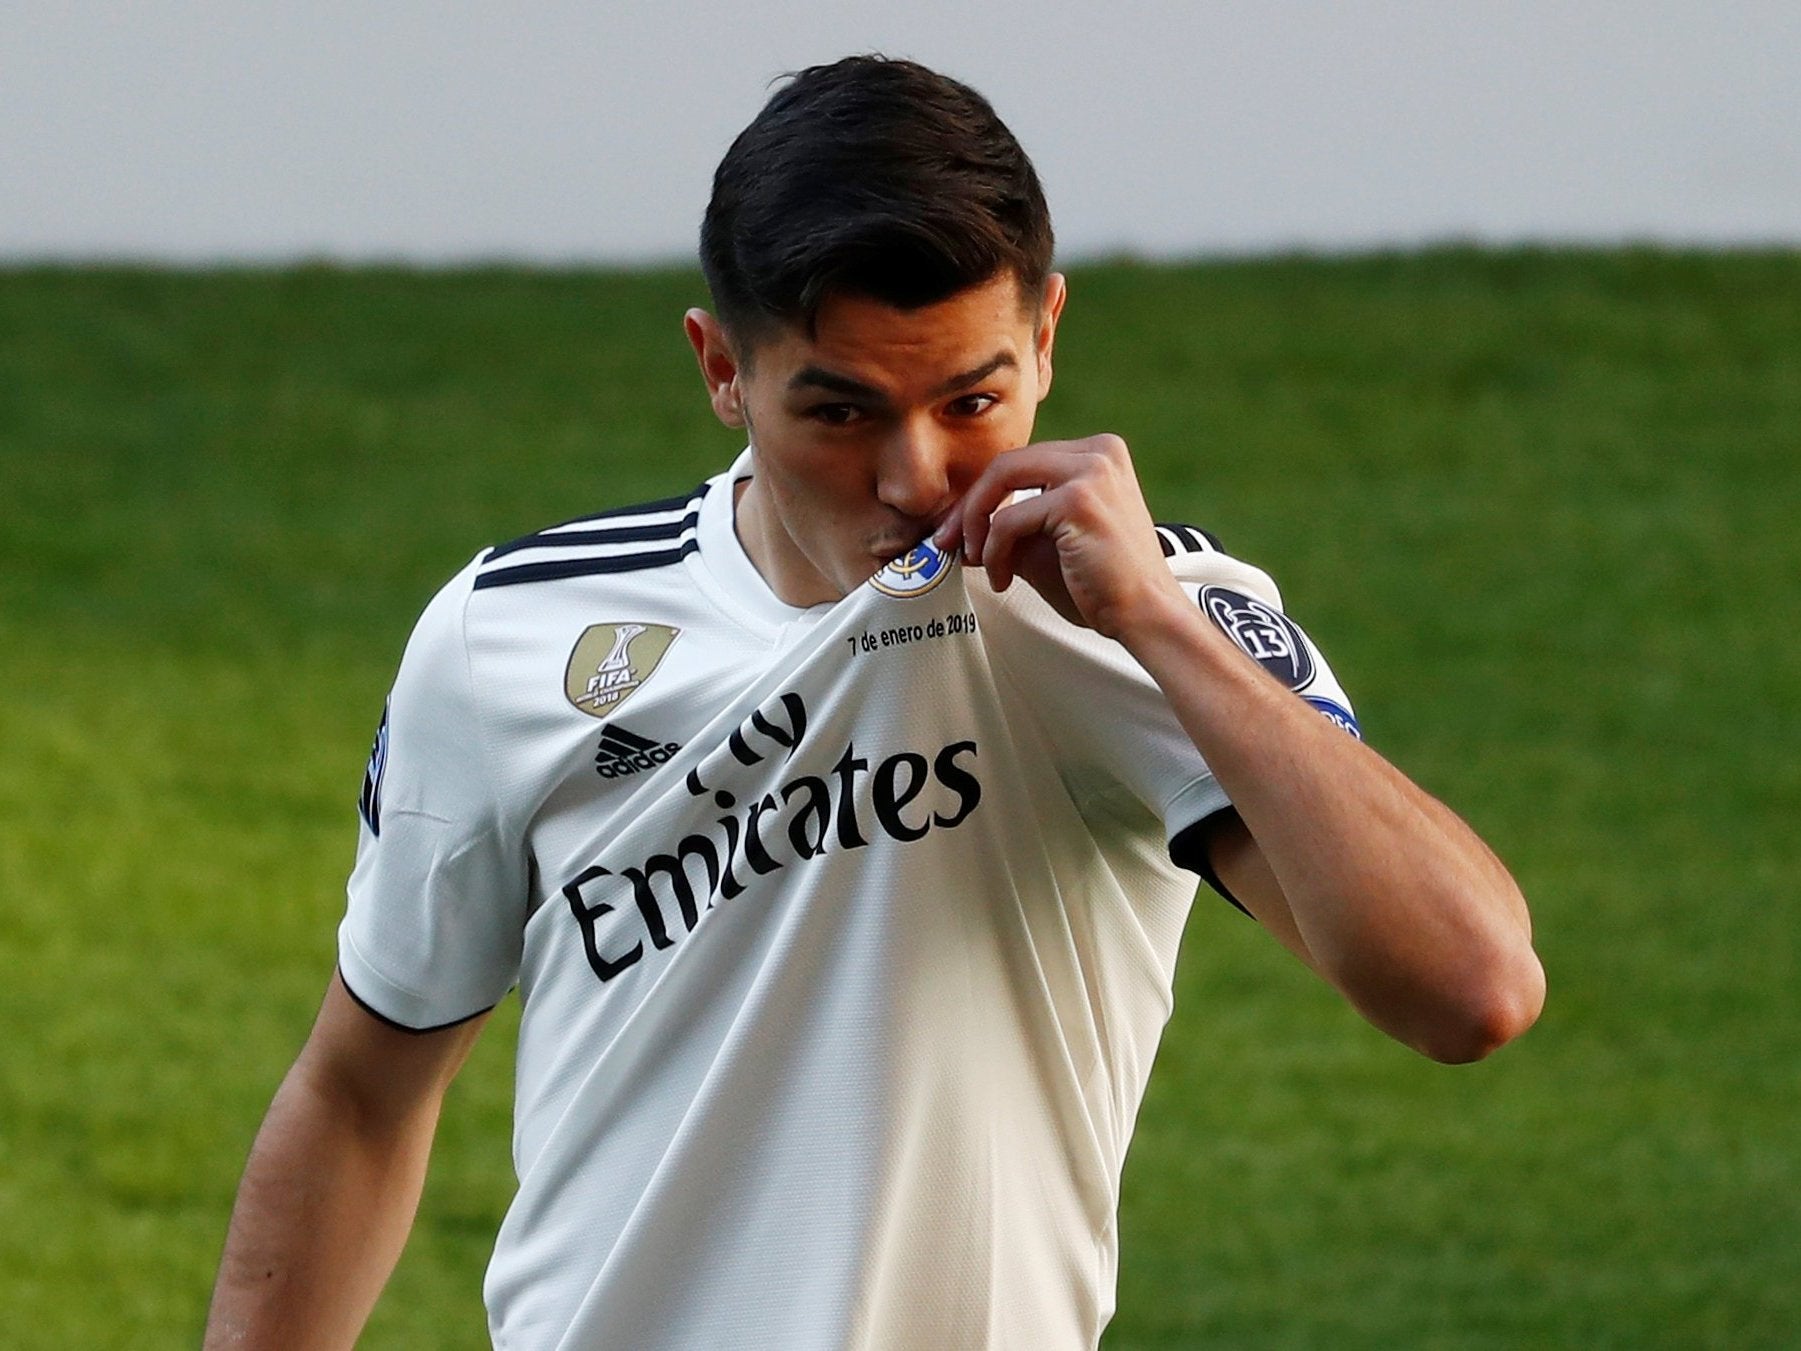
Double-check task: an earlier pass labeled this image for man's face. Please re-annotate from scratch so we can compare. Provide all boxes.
[687,270,1067,607]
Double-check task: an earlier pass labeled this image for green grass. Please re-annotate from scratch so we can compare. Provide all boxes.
[1,251,1796,1346]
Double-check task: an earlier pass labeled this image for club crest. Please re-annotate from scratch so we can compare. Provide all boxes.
[565,622,681,719]
[869,539,955,599]
[1199,585,1316,690]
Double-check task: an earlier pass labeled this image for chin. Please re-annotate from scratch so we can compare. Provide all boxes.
[819,531,925,596]
[853,556,891,584]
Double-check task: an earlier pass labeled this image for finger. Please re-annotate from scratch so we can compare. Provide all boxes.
[932,501,965,556]
[952,444,1090,564]
[979,490,1059,593]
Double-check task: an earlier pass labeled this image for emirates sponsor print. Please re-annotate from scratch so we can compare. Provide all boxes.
[559,689,982,984]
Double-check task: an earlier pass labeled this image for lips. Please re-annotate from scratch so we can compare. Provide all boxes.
[867,525,934,561]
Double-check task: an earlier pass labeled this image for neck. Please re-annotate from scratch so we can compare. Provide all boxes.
[733,477,843,608]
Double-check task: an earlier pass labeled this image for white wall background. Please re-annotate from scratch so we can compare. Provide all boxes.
[4,0,1796,263]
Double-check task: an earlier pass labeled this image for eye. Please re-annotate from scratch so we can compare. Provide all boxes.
[947,393,999,417]
[807,403,863,426]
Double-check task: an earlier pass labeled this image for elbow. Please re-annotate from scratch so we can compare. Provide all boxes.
[1417,945,1546,1065]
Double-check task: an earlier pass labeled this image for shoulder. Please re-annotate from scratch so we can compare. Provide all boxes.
[976,519,1285,641]
[1153,520,1225,560]
[391,480,716,691]
[1153,524,1350,705]
[470,482,713,592]
[1153,521,1286,611]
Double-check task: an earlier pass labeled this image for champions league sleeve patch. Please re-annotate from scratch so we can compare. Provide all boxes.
[868,539,955,599]
[1198,585,1316,691]
[358,699,390,836]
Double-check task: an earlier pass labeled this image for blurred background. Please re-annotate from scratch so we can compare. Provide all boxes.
[2,3,1797,1347]
[6,0,1799,263]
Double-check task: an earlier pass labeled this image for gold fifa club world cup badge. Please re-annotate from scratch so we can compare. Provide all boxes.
[565,623,681,719]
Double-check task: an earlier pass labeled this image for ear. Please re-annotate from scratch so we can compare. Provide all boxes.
[684,309,746,428]
[1033,273,1068,401]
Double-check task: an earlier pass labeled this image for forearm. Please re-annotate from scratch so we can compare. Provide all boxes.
[205,1060,439,1348]
[941,433,1542,1058]
[1123,587,1543,1061]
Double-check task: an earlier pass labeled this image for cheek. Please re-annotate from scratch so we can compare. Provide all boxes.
[951,412,1035,483]
[764,442,868,521]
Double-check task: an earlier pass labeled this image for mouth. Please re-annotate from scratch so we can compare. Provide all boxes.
[866,526,933,561]
[862,497,972,566]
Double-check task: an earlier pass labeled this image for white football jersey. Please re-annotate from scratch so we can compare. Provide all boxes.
[339,449,1356,1350]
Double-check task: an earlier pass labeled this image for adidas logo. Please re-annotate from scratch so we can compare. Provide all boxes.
[594,723,681,780]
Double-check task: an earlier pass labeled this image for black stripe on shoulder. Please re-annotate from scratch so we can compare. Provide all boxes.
[537,488,697,534]
[485,517,687,562]
[483,484,708,563]
[337,966,497,1034]
[474,538,700,590]
[1155,521,1224,556]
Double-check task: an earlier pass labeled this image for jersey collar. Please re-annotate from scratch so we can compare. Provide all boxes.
[691,447,835,637]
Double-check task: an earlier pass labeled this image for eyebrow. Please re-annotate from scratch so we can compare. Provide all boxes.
[786,352,1018,402]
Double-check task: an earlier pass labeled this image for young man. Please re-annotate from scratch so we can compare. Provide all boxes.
[207,55,1543,1349]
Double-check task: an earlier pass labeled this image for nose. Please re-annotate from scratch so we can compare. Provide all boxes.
[875,420,953,521]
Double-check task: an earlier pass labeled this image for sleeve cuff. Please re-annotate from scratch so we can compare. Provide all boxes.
[336,924,499,1033]
[1168,805,1253,918]
[337,965,494,1034]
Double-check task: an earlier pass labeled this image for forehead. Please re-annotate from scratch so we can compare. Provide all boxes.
[748,273,1039,392]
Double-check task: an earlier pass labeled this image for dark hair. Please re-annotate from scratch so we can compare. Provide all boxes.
[700,55,1054,354]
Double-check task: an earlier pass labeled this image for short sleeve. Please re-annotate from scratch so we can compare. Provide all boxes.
[338,558,526,1030]
[980,544,1358,872]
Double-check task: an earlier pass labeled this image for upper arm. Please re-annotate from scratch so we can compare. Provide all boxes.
[339,562,526,1031]
[1201,810,1320,974]
[292,970,492,1133]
